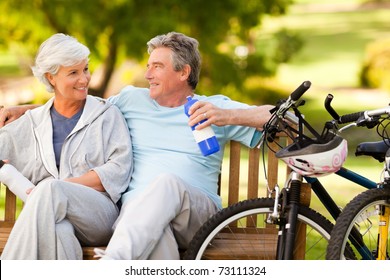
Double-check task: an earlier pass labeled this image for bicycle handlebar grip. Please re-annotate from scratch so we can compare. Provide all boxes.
[324,94,340,120]
[338,111,364,124]
[290,80,311,101]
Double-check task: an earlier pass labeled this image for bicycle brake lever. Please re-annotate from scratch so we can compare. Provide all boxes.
[338,123,357,133]
[362,116,380,129]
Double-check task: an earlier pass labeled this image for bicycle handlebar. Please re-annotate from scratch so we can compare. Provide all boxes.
[263,81,311,142]
[339,112,365,124]
[325,93,390,129]
[324,94,339,120]
[265,81,389,143]
[274,81,311,119]
[324,94,365,124]
[290,81,311,101]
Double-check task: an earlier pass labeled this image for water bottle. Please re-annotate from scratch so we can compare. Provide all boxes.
[0,160,35,202]
[184,96,220,156]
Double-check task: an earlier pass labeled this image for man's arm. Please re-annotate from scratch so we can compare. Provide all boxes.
[0,104,39,128]
[187,101,274,131]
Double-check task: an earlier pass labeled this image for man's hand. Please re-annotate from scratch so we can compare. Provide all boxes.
[187,101,231,130]
[0,105,38,128]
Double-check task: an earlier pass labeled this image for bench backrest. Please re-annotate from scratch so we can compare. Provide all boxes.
[221,138,290,206]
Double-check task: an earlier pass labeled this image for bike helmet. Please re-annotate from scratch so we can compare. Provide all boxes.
[275,135,348,177]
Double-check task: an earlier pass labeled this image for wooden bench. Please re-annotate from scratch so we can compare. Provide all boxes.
[0,137,308,260]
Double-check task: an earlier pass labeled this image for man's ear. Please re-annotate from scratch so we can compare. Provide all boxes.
[180,64,191,81]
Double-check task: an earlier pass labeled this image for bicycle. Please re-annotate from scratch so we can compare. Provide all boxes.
[326,115,390,259]
[183,80,387,260]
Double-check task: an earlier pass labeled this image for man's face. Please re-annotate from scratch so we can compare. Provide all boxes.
[144,47,189,106]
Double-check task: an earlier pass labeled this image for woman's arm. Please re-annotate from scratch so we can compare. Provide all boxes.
[64,170,105,192]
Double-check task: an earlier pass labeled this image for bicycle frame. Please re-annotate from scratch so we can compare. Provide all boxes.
[306,167,377,222]
[306,168,378,259]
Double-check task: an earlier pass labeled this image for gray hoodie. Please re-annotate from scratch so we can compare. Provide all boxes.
[0,95,132,203]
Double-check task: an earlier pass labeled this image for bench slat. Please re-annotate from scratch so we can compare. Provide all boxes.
[227,141,241,206]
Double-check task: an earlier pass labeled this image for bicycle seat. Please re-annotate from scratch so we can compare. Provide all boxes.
[355,139,390,162]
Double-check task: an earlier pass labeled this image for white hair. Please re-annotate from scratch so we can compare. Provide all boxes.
[31,33,90,93]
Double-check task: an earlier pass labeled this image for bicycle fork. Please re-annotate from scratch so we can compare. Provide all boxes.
[275,172,303,260]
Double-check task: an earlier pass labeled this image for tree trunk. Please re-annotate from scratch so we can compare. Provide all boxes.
[90,36,118,98]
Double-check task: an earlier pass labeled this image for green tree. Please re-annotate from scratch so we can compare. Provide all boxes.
[0,0,293,99]
[359,38,390,92]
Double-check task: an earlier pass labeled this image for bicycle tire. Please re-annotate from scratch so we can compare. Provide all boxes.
[326,187,390,260]
[183,197,334,260]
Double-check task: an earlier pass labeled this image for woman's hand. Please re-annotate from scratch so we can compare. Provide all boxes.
[64,170,105,192]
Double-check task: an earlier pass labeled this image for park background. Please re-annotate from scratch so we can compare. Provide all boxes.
[0,0,390,220]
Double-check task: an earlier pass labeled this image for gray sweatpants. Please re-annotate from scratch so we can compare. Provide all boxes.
[0,179,118,260]
[100,173,218,260]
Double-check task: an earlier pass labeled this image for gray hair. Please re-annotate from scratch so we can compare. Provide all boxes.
[31,33,90,93]
[147,32,201,89]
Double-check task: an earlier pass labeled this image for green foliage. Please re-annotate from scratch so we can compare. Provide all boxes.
[0,0,294,98]
[0,51,24,77]
[359,38,390,91]
[273,28,304,64]
[242,77,289,105]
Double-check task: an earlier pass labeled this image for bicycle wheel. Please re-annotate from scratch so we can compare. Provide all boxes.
[183,198,334,260]
[326,187,390,260]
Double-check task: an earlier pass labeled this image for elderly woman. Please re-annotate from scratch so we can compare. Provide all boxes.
[0,33,133,260]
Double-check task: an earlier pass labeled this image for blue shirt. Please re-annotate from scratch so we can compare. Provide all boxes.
[50,106,83,168]
[108,86,261,208]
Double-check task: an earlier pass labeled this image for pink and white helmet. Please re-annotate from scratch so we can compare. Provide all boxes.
[275,135,348,177]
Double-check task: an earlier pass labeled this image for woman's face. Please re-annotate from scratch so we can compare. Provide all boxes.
[46,59,91,102]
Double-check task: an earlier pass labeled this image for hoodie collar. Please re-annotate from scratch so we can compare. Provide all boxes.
[24,95,112,178]
[28,96,111,132]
